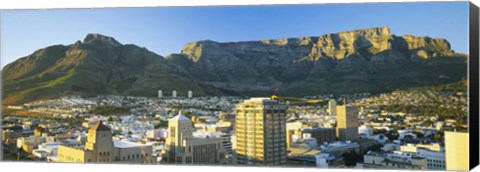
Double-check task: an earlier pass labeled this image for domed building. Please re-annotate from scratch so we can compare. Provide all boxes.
[57,121,153,164]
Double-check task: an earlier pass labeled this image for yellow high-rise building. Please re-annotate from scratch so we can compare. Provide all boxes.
[235,98,287,165]
[336,105,359,141]
[445,131,469,170]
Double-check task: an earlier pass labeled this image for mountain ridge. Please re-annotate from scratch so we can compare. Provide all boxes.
[2,27,467,104]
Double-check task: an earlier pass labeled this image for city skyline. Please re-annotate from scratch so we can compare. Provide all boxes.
[1,1,469,68]
[1,1,474,170]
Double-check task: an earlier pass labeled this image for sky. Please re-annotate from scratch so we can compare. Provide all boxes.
[0,1,470,68]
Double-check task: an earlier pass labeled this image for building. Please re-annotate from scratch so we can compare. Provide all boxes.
[319,141,360,157]
[358,125,374,137]
[188,90,193,98]
[172,90,177,98]
[17,135,46,151]
[235,97,288,165]
[287,128,336,148]
[34,127,46,137]
[165,111,224,164]
[2,129,16,144]
[57,122,153,163]
[328,99,337,116]
[158,90,163,98]
[336,105,359,141]
[287,147,321,167]
[358,151,427,170]
[445,131,469,170]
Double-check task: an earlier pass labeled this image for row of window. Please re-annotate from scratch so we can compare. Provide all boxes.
[115,153,149,161]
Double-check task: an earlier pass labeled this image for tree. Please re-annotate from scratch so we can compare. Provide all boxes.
[365,144,383,153]
[385,132,399,140]
[342,150,362,166]
[331,121,337,128]
[423,120,433,127]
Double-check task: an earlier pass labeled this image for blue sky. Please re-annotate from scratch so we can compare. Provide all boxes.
[1,2,469,68]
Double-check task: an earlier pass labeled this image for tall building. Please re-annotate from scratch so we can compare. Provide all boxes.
[445,131,469,170]
[57,122,152,163]
[336,105,359,141]
[165,111,224,164]
[328,100,337,116]
[158,90,163,98]
[235,98,288,165]
[172,90,177,98]
[188,90,193,98]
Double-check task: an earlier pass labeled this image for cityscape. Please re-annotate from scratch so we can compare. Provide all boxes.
[1,85,470,170]
[0,2,472,171]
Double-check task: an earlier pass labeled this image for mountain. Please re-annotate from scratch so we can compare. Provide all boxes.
[2,34,210,105]
[2,26,467,104]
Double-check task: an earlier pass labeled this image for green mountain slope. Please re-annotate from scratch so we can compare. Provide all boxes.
[2,27,468,104]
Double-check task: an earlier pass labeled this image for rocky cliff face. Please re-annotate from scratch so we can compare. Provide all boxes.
[2,27,467,104]
[169,26,465,95]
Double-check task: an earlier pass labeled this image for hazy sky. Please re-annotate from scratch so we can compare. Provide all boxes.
[0,2,469,68]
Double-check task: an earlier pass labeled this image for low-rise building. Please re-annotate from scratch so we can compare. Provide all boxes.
[57,122,153,164]
[357,151,427,170]
[164,111,225,164]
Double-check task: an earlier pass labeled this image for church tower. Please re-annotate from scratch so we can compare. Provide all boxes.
[165,111,192,163]
[85,121,114,162]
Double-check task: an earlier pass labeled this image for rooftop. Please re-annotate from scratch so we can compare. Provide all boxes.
[90,121,111,132]
[170,111,190,121]
[288,147,321,156]
[113,140,148,148]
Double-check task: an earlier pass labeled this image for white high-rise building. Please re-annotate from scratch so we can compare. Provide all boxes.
[328,99,337,116]
[172,90,177,98]
[188,90,193,98]
[158,90,163,98]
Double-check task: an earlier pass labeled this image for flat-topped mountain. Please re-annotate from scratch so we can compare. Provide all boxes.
[2,27,467,104]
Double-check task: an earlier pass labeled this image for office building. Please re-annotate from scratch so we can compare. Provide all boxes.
[172,90,177,98]
[445,131,469,170]
[235,98,288,165]
[336,105,359,141]
[158,90,163,98]
[165,111,224,164]
[188,90,193,98]
[328,100,337,116]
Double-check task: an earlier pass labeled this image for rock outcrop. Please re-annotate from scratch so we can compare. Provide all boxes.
[2,27,467,104]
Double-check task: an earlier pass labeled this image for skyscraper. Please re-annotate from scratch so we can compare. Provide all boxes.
[158,90,163,98]
[445,131,469,170]
[328,99,337,116]
[336,105,359,141]
[188,90,193,98]
[172,90,177,98]
[235,98,288,165]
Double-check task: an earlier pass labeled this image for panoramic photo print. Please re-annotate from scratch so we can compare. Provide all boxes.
[0,1,472,171]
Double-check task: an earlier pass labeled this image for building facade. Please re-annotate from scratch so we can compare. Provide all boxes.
[336,105,359,141]
[165,111,224,164]
[235,98,288,165]
[287,128,336,148]
[328,100,337,116]
[445,131,469,170]
[57,122,153,164]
